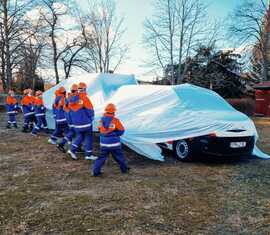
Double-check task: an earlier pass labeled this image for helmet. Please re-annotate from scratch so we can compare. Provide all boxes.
[36,90,43,96]
[58,86,66,94]
[105,103,116,113]
[78,82,87,90]
[71,84,78,92]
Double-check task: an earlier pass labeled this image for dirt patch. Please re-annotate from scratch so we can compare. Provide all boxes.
[1,113,270,234]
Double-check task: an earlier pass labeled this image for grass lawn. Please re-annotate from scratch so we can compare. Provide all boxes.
[0,113,270,234]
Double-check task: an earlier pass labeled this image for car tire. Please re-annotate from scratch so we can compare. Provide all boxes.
[173,139,194,162]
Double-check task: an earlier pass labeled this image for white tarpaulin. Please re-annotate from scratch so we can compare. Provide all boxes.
[43,73,270,161]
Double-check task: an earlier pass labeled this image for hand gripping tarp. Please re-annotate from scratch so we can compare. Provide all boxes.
[43,73,270,161]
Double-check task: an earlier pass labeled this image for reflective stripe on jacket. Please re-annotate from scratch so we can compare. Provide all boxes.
[6,95,19,114]
[21,95,34,115]
[34,97,46,116]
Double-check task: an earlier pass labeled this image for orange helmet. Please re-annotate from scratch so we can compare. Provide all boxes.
[78,82,87,90]
[36,90,43,96]
[71,84,78,92]
[105,103,116,113]
[58,86,66,94]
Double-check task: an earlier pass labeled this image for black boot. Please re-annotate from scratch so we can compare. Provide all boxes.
[57,144,66,153]
[122,167,130,174]
[77,146,85,153]
[13,123,18,128]
[22,126,28,133]
[92,172,103,177]
[6,123,11,129]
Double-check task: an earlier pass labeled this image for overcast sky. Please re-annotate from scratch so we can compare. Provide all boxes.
[75,0,265,80]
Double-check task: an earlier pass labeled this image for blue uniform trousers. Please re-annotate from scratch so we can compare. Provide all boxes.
[23,114,36,129]
[7,114,16,126]
[93,147,128,175]
[51,123,69,141]
[71,129,93,156]
[59,128,75,146]
[32,115,49,134]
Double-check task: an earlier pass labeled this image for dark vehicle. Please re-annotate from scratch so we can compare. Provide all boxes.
[159,130,255,161]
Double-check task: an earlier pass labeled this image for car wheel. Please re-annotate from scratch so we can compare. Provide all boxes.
[173,139,193,162]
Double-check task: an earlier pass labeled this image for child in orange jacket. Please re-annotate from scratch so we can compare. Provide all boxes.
[57,88,76,153]
[21,88,35,132]
[92,103,129,176]
[6,89,20,128]
[67,82,97,160]
[48,87,69,144]
[32,91,49,136]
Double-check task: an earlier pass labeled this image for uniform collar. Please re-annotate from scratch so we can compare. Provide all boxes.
[104,113,115,117]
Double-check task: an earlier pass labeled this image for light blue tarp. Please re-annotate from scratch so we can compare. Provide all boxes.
[43,73,138,129]
[43,73,270,161]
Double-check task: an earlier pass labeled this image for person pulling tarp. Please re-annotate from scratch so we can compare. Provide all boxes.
[67,82,97,161]
[93,103,129,176]
[48,86,69,144]
[31,91,49,136]
[57,85,77,153]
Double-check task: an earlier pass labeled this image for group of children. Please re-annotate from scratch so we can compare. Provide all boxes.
[5,83,129,176]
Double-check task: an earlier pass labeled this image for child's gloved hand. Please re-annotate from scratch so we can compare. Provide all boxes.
[98,126,114,135]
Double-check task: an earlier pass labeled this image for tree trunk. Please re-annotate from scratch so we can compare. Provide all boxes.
[52,37,59,83]
[177,3,185,84]
[3,0,12,90]
[167,0,174,85]
[261,50,269,81]
[51,27,60,84]
[1,45,6,92]
[177,31,184,84]
[261,3,270,81]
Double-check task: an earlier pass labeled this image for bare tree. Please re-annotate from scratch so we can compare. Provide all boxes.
[81,0,128,73]
[143,0,211,84]
[60,37,87,79]
[38,0,91,82]
[229,0,269,81]
[175,0,208,83]
[0,0,37,91]
[16,33,45,90]
[144,0,176,83]
[40,0,69,84]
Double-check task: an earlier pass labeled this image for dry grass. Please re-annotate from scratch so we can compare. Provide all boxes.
[1,113,270,234]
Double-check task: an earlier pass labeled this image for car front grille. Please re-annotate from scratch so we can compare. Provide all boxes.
[199,136,255,157]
